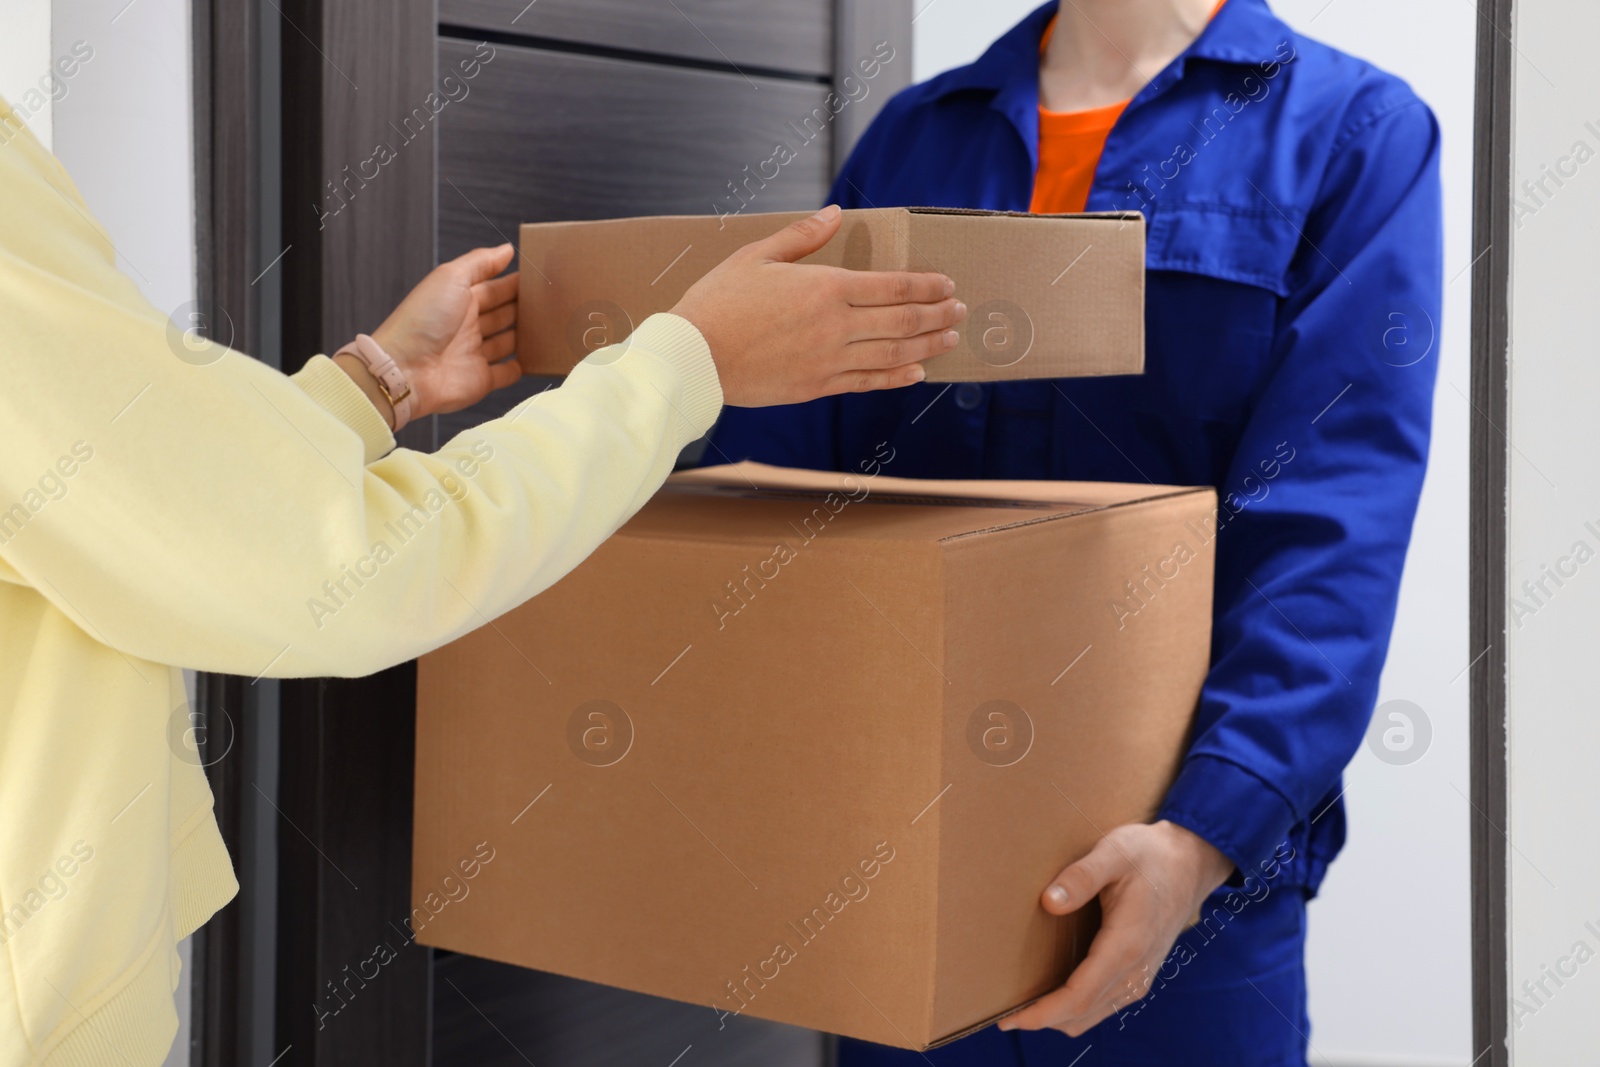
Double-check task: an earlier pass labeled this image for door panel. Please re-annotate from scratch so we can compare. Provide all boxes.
[440,0,833,76]
[430,23,839,1066]
[434,954,827,1066]
[437,36,834,261]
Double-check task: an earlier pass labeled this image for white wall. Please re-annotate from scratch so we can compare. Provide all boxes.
[913,3,1474,1063]
[1503,0,1600,1062]
[0,0,55,148]
[52,0,195,316]
[1272,3,1475,1063]
[47,2,199,1065]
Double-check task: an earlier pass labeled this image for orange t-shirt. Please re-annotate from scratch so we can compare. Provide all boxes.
[1030,1,1226,214]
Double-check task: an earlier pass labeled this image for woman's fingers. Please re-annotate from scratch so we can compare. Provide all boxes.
[824,362,927,396]
[455,243,516,285]
[668,215,966,406]
[841,329,960,373]
[842,269,955,308]
[474,271,519,312]
[821,326,963,395]
[847,298,966,344]
[487,355,522,392]
[749,204,844,264]
[478,302,516,338]
[481,328,517,362]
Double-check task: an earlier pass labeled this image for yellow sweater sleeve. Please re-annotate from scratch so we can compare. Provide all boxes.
[290,354,397,464]
[0,125,723,681]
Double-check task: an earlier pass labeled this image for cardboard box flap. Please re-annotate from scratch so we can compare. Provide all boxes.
[651,463,1208,544]
[900,206,1144,222]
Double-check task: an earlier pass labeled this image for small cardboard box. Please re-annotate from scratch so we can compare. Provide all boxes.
[412,462,1213,1049]
[516,208,1145,383]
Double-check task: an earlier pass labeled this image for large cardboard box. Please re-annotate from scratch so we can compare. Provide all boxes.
[412,462,1214,1049]
[516,207,1145,383]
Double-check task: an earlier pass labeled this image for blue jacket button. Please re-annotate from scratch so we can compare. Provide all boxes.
[954,383,985,410]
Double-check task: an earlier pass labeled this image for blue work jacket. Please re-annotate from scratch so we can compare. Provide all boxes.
[711,0,1442,893]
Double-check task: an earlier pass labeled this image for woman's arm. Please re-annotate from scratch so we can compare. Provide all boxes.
[0,269,712,680]
[0,183,961,679]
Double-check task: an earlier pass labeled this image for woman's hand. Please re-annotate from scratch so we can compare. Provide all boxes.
[366,243,522,420]
[997,820,1235,1036]
[670,205,967,407]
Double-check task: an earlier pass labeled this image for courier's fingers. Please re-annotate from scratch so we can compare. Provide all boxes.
[999,921,1148,1033]
[843,269,955,307]
[1042,838,1124,917]
[849,298,966,343]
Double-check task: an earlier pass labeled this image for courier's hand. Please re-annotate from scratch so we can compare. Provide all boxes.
[362,243,522,421]
[997,820,1234,1036]
[670,205,967,406]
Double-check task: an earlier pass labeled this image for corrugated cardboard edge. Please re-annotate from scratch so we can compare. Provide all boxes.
[517,206,1141,225]
[668,463,1213,545]
[937,486,1217,542]
[923,998,1045,1051]
[920,549,949,1050]
[904,206,1144,222]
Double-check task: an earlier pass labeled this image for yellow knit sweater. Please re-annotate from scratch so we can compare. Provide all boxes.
[0,101,722,1066]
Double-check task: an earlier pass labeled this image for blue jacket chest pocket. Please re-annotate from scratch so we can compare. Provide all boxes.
[1136,202,1301,424]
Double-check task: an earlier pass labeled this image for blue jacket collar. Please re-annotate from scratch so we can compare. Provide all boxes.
[1187,0,1299,66]
[926,0,1296,170]
[928,0,1296,102]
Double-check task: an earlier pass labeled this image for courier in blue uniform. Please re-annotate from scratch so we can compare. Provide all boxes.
[710,1,1441,1063]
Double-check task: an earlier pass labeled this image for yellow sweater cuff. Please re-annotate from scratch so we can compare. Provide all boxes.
[290,354,397,465]
[623,313,724,440]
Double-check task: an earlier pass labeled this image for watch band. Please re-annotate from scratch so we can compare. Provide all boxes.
[336,332,413,432]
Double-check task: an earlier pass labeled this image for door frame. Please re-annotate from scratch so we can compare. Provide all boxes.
[1467,0,1512,1062]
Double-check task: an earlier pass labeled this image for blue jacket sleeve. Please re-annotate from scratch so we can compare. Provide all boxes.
[1156,97,1443,876]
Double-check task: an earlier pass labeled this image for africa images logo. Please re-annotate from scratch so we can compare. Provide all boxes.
[566,699,634,768]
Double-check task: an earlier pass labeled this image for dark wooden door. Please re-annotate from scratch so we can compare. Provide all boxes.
[195,2,910,1065]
